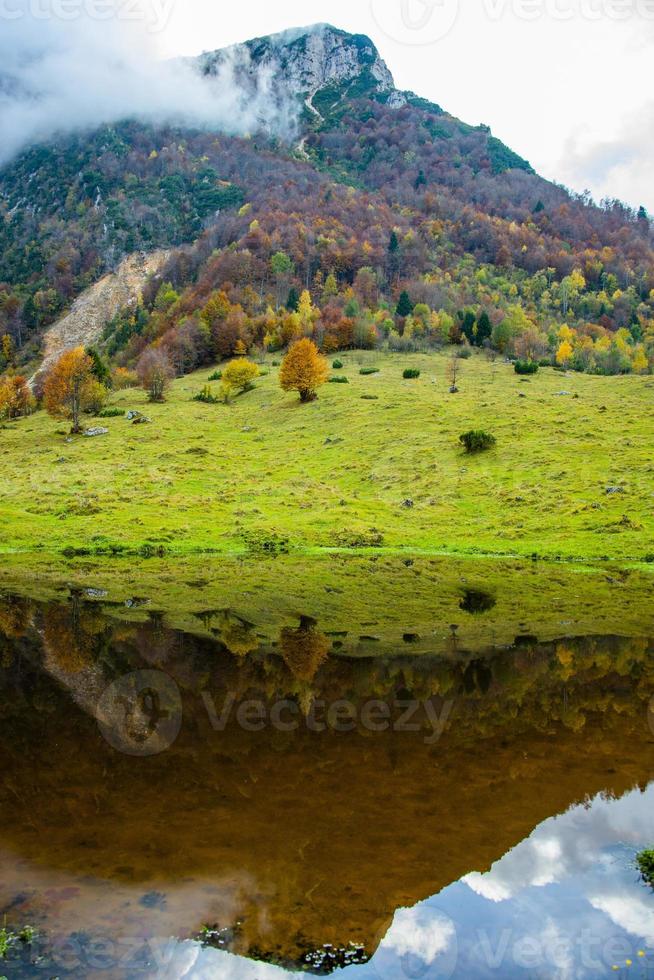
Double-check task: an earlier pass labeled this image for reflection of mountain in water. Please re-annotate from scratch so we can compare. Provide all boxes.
[0,592,652,973]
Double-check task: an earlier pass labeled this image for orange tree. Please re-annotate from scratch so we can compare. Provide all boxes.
[43,347,96,433]
[0,375,34,420]
[279,338,328,403]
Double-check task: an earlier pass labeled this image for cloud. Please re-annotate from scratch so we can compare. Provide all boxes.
[556,102,654,212]
[0,0,298,167]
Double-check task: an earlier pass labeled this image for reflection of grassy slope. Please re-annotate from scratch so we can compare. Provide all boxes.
[0,555,652,655]
[0,350,652,561]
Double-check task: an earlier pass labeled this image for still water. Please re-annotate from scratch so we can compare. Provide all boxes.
[0,578,652,978]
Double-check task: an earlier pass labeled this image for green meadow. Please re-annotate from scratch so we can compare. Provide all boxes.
[1,350,652,564]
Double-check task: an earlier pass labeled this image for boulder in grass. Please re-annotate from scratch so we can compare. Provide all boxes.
[84,427,108,437]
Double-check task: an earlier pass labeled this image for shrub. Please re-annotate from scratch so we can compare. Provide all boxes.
[459,430,496,453]
[361,394,379,400]
[403,368,421,379]
[97,407,125,418]
[83,379,108,416]
[242,531,290,555]
[359,367,380,376]
[208,370,222,381]
[222,358,260,394]
[332,359,344,369]
[137,348,174,403]
[336,528,385,548]
[193,385,220,404]
[329,376,349,384]
[515,360,539,375]
[637,850,654,886]
[112,367,138,390]
[457,348,472,359]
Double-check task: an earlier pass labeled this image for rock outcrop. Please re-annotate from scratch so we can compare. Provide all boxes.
[195,24,406,122]
[34,250,169,380]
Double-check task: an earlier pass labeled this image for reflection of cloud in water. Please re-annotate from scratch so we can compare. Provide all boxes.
[463,785,654,902]
[142,787,654,980]
[589,890,654,947]
[380,905,457,962]
[182,946,296,978]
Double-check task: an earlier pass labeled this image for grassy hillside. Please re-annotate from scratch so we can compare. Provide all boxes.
[1,350,652,562]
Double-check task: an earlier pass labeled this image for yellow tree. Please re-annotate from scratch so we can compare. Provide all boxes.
[298,290,318,335]
[556,339,574,368]
[280,338,328,403]
[632,345,649,375]
[44,347,96,433]
[221,358,259,400]
[1,334,14,367]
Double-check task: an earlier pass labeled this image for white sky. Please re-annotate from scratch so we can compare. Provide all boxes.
[156,0,654,211]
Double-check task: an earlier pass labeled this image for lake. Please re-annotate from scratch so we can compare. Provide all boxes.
[0,558,652,978]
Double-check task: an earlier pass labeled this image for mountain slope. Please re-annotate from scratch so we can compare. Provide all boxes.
[0,23,652,375]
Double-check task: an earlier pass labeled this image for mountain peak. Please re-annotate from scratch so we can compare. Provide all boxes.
[196,24,403,118]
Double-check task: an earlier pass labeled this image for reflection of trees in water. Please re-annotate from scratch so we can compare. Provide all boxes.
[133,613,179,666]
[0,596,34,667]
[462,659,493,694]
[0,596,33,640]
[280,616,329,682]
[218,613,260,658]
[0,592,652,740]
[41,592,112,674]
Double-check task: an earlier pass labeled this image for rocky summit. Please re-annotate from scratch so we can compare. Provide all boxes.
[195,24,406,122]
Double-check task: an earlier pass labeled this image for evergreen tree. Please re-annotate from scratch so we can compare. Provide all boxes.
[22,295,38,330]
[86,346,111,387]
[476,312,492,347]
[459,310,476,344]
[286,287,300,312]
[396,291,413,318]
[387,230,401,280]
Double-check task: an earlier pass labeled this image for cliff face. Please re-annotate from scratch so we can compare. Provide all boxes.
[196,24,405,119]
